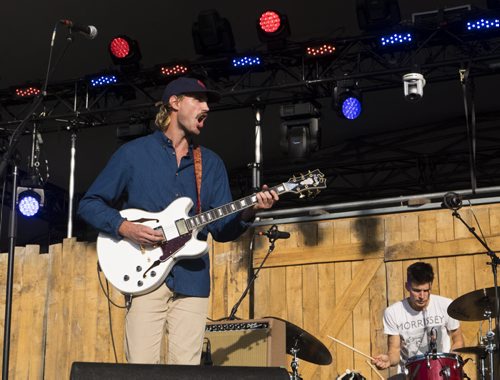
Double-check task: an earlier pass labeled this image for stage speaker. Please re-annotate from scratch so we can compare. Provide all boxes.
[70,362,290,380]
[204,317,286,367]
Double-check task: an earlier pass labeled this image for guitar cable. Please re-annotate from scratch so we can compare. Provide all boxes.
[96,261,126,363]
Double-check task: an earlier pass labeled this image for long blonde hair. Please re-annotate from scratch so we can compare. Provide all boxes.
[154,95,184,131]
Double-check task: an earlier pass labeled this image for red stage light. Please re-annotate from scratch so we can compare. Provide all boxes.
[109,37,130,59]
[108,35,142,66]
[259,11,281,34]
[256,10,290,48]
[306,44,336,57]
[160,64,189,77]
[15,86,41,98]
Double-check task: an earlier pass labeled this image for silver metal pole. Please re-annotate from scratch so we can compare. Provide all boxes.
[251,108,262,190]
[67,131,76,238]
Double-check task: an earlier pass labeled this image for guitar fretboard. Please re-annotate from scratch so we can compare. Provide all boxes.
[185,183,290,231]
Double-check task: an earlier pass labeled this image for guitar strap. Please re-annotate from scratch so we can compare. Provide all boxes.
[193,145,202,214]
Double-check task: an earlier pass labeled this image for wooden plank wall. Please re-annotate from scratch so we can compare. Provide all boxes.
[0,204,498,378]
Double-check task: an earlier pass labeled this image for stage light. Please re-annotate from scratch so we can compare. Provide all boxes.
[192,9,235,55]
[159,64,189,77]
[88,74,118,88]
[379,32,414,48]
[403,72,426,102]
[257,10,290,49]
[231,55,261,68]
[305,43,336,57]
[466,17,500,32]
[333,80,362,120]
[17,187,44,217]
[356,0,401,31]
[279,103,321,160]
[14,86,41,98]
[108,35,142,66]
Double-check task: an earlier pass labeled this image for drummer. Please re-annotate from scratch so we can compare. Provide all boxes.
[372,261,464,373]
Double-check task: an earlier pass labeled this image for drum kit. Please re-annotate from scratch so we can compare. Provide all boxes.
[403,286,498,380]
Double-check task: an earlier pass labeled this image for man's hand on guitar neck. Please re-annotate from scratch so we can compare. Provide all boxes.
[241,184,279,222]
[118,220,164,246]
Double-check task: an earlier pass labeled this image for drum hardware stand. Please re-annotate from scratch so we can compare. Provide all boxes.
[289,340,302,380]
[443,196,500,380]
[482,310,496,380]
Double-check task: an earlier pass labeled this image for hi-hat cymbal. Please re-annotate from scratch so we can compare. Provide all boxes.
[454,346,488,356]
[448,287,498,321]
[265,316,332,365]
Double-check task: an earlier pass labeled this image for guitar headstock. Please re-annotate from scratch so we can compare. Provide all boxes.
[283,169,327,198]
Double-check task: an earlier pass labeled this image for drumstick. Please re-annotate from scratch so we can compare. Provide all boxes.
[365,359,385,380]
[327,335,376,361]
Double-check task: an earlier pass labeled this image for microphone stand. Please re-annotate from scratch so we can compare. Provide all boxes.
[450,207,499,380]
[228,229,278,320]
[1,22,73,380]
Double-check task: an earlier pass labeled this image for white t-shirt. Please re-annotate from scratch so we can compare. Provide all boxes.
[383,294,460,373]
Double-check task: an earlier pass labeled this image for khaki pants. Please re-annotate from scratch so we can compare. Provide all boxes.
[124,284,209,364]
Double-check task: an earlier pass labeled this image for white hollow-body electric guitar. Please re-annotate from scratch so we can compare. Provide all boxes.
[97,169,326,295]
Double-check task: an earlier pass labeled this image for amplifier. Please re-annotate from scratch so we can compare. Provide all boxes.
[205,318,287,368]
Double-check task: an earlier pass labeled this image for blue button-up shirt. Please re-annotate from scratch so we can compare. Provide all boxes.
[77,130,248,297]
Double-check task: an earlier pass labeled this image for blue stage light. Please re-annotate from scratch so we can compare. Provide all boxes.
[466,18,500,31]
[341,97,362,120]
[380,32,413,47]
[89,75,118,88]
[17,189,42,217]
[231,56,261,68]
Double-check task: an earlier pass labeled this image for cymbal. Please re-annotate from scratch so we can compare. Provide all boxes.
[454,346,488,356]
[448,287,498,321]
[265,316,332,365]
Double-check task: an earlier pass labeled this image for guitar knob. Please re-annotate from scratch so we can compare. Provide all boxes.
[137,280,143,287]
[123,275,130,281]
[136,266,142,272]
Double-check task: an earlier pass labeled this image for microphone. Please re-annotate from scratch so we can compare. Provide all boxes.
[442,192,463,210]
[59,19,98,39]
[257,225,290,240]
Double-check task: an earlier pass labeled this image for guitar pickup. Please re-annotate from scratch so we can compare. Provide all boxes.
[175,219,189,235]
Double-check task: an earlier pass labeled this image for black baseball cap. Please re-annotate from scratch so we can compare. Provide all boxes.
[161,77,221,103]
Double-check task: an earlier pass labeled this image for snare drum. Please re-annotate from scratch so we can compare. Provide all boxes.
[405,353,463,380]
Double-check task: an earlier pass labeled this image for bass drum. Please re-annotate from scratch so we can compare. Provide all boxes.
[405,353,463,380]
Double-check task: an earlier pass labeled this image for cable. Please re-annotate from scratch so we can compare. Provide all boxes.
[96,262,126,363]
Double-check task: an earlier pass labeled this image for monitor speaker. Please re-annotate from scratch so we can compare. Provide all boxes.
[70,362,290,380]
[204,317,287,367]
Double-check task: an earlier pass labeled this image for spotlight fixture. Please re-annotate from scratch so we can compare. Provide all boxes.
[279,102,321,160]
[466,17,500,33]
[231,55,262,68]
[159,64,189,77]
[88,74,118,88]
[305,43,336,57]
[333,80,362,120]
[403,72,426,101]
[14,85,41,98]
[257,10,290,49]
[108,35,142,67]
[379,32,414,48]
[192,9,235,55]
[17,186,44,218]
[356,0,401,31]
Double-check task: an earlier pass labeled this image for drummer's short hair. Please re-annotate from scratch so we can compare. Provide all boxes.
[407,262,434,284]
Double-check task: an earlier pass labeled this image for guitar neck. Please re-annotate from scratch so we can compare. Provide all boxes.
[185,183,289,231]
